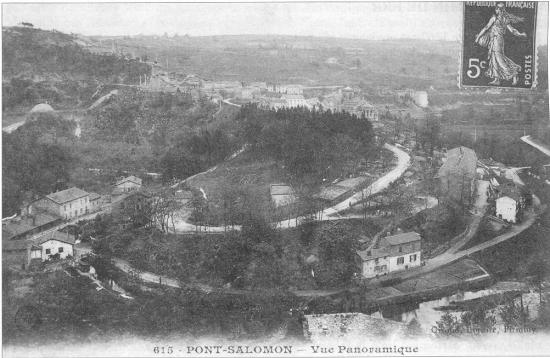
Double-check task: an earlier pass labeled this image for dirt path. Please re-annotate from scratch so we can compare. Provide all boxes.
[445,180,490,255]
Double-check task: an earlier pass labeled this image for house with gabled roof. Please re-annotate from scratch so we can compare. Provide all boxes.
[33,187,90,219]
[3,230,75,270]
[113,175,142,195]
[356,231,422,278]
[35,230,75,261]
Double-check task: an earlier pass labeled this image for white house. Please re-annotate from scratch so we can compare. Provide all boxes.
[34,187,90,219]
[495,183,526,224]
[357,232,422,278]
[114,175,142,194]
[36,231,75,261]
[496,196,519,223]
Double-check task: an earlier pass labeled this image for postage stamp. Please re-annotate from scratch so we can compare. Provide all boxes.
[460,1,538,89]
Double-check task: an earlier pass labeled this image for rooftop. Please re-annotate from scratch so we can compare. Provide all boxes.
[497,183,523,202]
[357,246,390,261]
[3,239,32,251]
[381,231,421,246]
[89,192,102,201]
[270,184,294,196]
[2,212,61,239]
[35,230,75,246]
[111,189,151,205]
[115,175,142,187]
[46,187,89,204]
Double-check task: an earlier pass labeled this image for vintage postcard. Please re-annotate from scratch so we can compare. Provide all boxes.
[461,1,538,89]
[2,1,550,357]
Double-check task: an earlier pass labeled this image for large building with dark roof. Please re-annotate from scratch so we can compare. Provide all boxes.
[357,231,422,278]
[34,187,90,219]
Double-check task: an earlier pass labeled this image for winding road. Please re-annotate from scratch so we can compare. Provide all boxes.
[171,143,411,232]
[102,142,540,297]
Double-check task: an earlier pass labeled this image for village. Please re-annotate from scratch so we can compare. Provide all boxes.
[3,71,549,338]
[2,16,550,349]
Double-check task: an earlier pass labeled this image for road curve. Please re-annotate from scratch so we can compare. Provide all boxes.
[275,143,411,228]
[172,143,411,232]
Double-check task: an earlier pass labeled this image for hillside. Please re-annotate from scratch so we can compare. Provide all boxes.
[89,34,461,89]
[2,26,151,112]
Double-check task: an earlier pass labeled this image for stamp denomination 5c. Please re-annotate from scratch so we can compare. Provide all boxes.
[461,1,537,89]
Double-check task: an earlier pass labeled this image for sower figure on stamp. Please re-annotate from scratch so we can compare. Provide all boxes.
[475,2,527,86]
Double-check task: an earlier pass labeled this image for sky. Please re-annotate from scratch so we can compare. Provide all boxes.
[1,1,548,42]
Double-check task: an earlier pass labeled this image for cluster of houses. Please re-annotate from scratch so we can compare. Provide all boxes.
[354,145,531,279]
[2,175,146,271]
[134,64,383,121]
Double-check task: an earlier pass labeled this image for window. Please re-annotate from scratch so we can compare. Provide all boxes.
[58,247,64,253]
[375,258,379,264]
[410,254,417,262]
[397,257,405,265]
[46,249,51,255]
[80,208,83,214]
[398,246,403,253]
[64,205,67,211]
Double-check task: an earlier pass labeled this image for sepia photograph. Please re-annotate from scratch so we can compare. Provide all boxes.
[1,1,550,357]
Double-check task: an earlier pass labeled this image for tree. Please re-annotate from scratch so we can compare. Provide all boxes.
[189,189,208,230]
[149,188,184,233]
[460,305,496,331]
[528,260,547,304]
[499,300,530,329]
[434,312,461,336]
[120,193,154,228]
